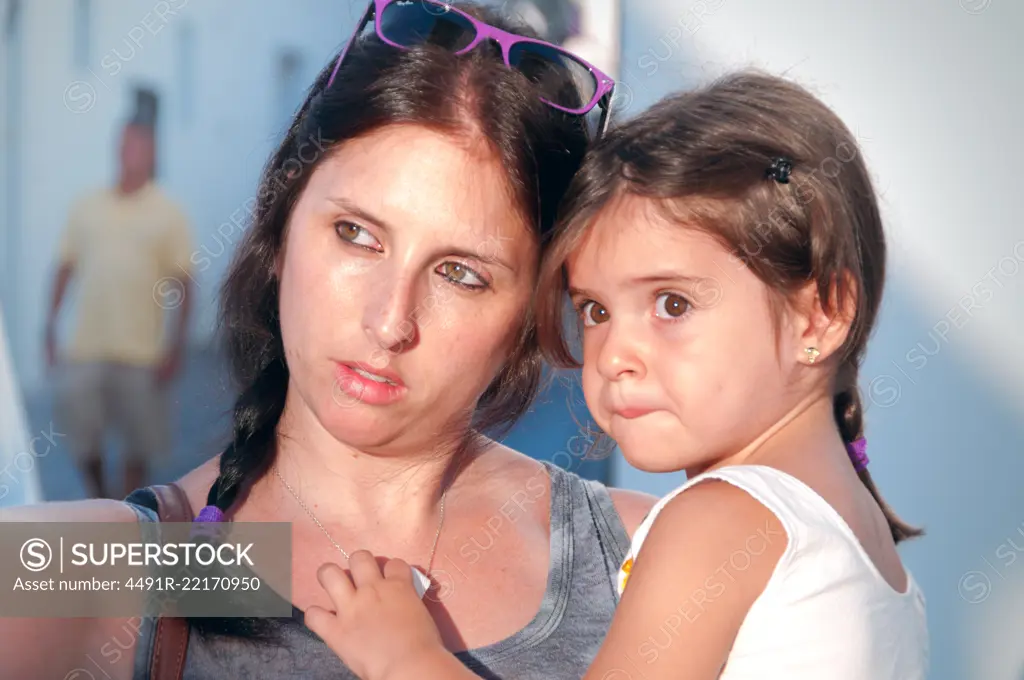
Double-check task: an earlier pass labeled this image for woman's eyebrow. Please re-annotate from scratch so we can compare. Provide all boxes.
[327,196,392,232]
[443,247,514,270]
[328,195,515,270]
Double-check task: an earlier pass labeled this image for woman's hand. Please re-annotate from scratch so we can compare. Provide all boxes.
[305,550,466,680]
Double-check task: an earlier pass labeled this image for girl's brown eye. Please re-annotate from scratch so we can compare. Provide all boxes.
[581,301,609,327]
[654,292,690,319]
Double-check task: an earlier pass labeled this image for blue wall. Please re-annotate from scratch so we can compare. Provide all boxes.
[501,369,611,484]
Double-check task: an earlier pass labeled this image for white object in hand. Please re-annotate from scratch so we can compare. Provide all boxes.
[410,566,431,599]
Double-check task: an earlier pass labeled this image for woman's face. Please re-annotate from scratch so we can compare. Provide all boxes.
[277,124,537,452]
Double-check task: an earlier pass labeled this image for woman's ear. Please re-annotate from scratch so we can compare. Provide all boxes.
[792,271,857,365]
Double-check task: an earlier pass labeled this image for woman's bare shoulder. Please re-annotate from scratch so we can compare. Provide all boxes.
[607,488,658,540]
[461,441,545,490]
[478,442,657,539]
[173,455,221,514]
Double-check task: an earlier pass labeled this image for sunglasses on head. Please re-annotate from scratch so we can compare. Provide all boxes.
[327,0,617,136]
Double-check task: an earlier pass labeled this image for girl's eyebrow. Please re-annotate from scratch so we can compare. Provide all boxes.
[569,272,709,299]
[625,272,707,286]
[567,287,587,300]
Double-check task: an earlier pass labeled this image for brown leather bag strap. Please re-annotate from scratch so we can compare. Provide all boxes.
[148,483,194,680]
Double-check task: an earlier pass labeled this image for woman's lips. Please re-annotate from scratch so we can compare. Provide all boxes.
[333,362,408,406]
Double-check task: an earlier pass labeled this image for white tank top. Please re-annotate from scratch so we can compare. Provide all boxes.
[616,465,929,679]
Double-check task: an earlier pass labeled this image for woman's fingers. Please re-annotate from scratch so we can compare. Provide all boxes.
[348,549,384,588]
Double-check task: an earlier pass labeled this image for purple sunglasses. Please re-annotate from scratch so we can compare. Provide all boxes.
[327,0,617,135]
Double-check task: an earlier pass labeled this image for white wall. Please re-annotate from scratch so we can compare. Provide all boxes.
[0,307,43,507]
[560,0,621,80]
[1,0,24,364]
[612,1,1024,678]
[4,0,358,393]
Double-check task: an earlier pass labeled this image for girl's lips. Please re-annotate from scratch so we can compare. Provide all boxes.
[333,362,408,406]
[613,406,656,419]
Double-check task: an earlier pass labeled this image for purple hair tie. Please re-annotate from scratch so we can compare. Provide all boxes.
[846,437,869,472]
[195,505,226,523]
[190,506,226,542]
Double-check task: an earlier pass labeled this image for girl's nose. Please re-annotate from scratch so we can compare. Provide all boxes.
[595,320,647,383]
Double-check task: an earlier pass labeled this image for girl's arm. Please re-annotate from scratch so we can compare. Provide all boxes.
[581,480,786,679]
[309,480,786,680]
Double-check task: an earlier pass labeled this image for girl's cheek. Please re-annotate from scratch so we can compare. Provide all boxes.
[581,367,604,416]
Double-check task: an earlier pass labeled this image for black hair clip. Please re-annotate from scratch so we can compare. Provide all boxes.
[766,157,793,184]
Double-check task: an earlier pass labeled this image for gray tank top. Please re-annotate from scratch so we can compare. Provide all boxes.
[124,462,631,679]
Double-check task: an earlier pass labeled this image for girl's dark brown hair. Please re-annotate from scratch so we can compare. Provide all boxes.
[537,71,922,544]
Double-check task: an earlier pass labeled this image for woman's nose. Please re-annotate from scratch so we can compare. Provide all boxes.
[363,275,418,352]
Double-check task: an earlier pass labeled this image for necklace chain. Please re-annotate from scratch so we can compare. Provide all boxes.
[273,466,446,575]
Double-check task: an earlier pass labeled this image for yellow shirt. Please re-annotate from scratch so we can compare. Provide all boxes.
[59,181,194,367]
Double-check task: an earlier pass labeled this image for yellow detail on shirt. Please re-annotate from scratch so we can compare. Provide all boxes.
[618,556,634,593]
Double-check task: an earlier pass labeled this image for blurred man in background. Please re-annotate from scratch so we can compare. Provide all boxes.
[44,119,193,499]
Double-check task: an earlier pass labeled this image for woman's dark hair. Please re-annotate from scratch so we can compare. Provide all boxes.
[192,2,591,640]
[537,71,923,545]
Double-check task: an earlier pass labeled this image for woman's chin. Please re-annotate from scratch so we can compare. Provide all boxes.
[321,401,442,453]
[320,410,396,446]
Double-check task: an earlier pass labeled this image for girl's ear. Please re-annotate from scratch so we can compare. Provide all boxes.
[792,271,857,365]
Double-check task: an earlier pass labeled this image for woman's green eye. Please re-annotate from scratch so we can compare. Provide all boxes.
[437,262,486,289]
[335,222,381,250]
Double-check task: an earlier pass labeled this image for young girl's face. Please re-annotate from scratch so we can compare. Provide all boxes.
[567,193,807,473]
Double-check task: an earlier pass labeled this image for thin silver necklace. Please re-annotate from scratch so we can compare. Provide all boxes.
[274,466,446,596]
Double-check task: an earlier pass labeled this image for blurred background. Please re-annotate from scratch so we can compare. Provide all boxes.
[0,0,1020,677]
